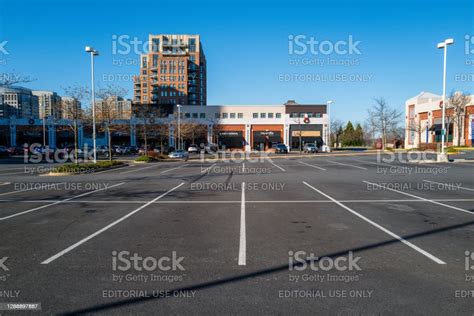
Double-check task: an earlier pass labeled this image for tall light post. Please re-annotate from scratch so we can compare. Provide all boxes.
[326,100,334,152]
[177,104,181,150]
[85,46,99,163]
[42,101,46,148]
[437,38,454,161]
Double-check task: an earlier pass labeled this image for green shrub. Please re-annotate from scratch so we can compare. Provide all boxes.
[52,161,123,173]
[135,155,154,162]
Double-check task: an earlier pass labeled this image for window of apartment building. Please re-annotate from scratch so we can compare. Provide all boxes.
[185,113,191,118]
[253,113,258,118]
[314,112,322,118]
[189,38,196,52]
[222,113,228,119]
[215,113,220,119]
[189,55,195,62]
[143,96,148,102]
[268,113,274,118]
[260,113,266,118]
[192,113,198,119]
[199,113,205,119]
[142,70,147,75]
[152,55,159,67]
[230,113,236,119]
[142,57,147,68]
[275,113,281,118]
[238,113,243,119]
[152,39,160,52]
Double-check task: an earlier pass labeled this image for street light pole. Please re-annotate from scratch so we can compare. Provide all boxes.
[326,100,333,152]
[42,101,46,148]
[85,46,99,163]
[177,104,181,150]
[437,38,454,161]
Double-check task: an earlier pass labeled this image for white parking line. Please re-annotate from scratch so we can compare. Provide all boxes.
[201,163,216,174]
[0,182,125,221]
[299,161,327,171]
[41,182,185,264]
[238,182,246,266]
[267,159,286,172]
[327,160,367,170]
[423,180,474,192]
[303,181,446,265]
[363,181,472,215]
[120,164,161,174]
[160,164,188,174]
[351,158,395,168]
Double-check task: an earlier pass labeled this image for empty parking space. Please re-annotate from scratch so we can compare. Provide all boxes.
[0,153,473,314]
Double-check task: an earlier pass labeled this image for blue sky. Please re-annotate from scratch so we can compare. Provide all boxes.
[0,0,473,124]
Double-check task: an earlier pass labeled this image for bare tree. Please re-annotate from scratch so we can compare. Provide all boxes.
[447,91,471,147]
[366,98,402,150]
[95,85,128,161]
[61,85,90,164]
[330,119,344,148]
[0,70,35,86]
[134,104,164,156]
[406,119,424,149]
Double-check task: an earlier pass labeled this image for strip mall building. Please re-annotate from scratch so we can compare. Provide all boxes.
[172,101,328,152]
[405,92,474,149]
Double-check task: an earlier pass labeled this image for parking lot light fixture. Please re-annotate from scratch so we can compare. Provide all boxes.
[177,104,181,150]
[436,38,454,160]
[85,46,99,163]
[326,100,334,152]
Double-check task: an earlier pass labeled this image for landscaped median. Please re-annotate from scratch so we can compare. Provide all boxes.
[134,153,170,163]
[44,161,127,176]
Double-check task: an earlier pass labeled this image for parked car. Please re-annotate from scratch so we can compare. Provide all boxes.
[204,143,218,153]
[168,150,189,160]
[114,146,129,155]
[138,145,154,156]
[7,146,25,155]
[187,144,199,154]
[272,143,288,154]
[127,146,139,154]
[0,146,10,157]
[303,143,318,153]
[96,145,110,156]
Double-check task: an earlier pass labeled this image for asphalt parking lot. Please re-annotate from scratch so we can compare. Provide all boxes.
[0,153,473,315]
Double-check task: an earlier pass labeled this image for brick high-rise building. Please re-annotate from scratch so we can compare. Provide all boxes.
[134,34,207,106]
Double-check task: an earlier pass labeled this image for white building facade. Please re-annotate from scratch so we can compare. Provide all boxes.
[405,91,474,148]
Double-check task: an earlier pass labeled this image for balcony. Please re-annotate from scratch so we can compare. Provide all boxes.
[162,40,187,47]
[162,50,187,56]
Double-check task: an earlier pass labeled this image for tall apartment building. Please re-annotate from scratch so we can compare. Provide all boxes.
[134,34,207,106]
[32,90,62,120]
[0,86,39,118]
[96,96,132,120]
[61,97,82,120]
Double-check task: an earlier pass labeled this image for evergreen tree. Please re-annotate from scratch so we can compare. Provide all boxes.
[342,121,355,146]
[354,123,364,146]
